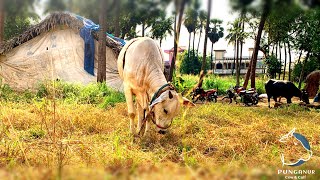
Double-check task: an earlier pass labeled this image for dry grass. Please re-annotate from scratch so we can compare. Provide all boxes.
[0,98,319,179]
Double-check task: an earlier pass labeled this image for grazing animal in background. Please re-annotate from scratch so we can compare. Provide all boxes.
[265,79,309,108]
[117,37,193,136]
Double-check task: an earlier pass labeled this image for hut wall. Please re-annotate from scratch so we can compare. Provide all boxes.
[0,28,123,90]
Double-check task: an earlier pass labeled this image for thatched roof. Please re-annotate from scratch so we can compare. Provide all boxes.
[0,12,122,55]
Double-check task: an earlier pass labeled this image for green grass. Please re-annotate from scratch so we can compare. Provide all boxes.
[0,80,126,107]
[174,74,267,95]
[0,79,319,179]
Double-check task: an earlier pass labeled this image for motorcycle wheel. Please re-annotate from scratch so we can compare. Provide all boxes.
[208,94,217,103]
[253,97,259,105]
[200,96,206,102]
[244,96,253,106]
[192,93,198,103]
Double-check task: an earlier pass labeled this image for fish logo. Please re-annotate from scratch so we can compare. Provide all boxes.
[279,128,312,166]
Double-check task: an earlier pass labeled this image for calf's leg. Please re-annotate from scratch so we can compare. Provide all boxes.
[124,85,136,134]
[136,103,145,135]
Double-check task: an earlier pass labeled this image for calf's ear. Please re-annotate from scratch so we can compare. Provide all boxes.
[177,93,195,107]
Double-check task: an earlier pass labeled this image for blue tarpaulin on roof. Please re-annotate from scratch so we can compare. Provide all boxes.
[77,15,99,75]
[75,14,126,75]
[106,33,126,46]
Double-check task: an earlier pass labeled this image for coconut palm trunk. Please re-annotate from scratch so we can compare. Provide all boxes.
[187,32,191,61]
[0,0,4,42]
[298,51,310,89]
[297,50,302,64]
[192,30,196,59]
[236,39,240,86]
[287,41,292,81]
[142,23,145,37]
[278,41,281,79]
[196,22,203,56]
[197,0,211,88]
[239,40,243,76]
[114,0,120,37]
[210,42,214,70]
[239,19,244,70]
[283,42,287,80]
[97,0,107,82]
[168,0,187,81]
[245,3,269,89]
[275,43,278,59]
[232,41,236,75]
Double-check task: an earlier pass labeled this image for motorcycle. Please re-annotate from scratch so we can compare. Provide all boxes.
[222,86,259,106]
[237,88,259,106]
[192,87,218,103]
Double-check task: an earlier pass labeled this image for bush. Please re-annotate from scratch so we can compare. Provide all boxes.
[0,79,36,102]
[173,75,198,94]
[264,55,281,79]
[179,50,211,75]
[179,50,201,75]
[100,92,126,108]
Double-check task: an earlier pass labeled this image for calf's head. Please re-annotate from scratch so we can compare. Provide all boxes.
[149,90,194,134]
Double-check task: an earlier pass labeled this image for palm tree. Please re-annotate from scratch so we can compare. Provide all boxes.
[208,19,224,70]
[238,16,249,86]
[196,10,207,55]
[225,17,248,86]
[184,7,197,62]
[150,14,174,47]
[191,0,200,59]
[225,19,240,76]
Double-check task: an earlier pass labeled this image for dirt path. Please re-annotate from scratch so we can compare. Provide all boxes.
[195,96,315,108]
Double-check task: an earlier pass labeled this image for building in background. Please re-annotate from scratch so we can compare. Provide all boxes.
[164,46,187,68]
[213,48,265,75]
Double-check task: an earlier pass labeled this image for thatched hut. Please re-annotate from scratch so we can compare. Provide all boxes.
[305,70,320,97]
[0,12,123,90]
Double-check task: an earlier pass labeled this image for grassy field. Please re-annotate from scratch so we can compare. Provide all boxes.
[0,81,319,179]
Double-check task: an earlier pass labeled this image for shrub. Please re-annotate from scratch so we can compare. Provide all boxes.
[179,50,202,75]
[264,55,281,79]
[100,92,126,108]
[179,50,211,75]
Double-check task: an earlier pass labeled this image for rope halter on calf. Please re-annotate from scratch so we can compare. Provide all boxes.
[138,83,176,135]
